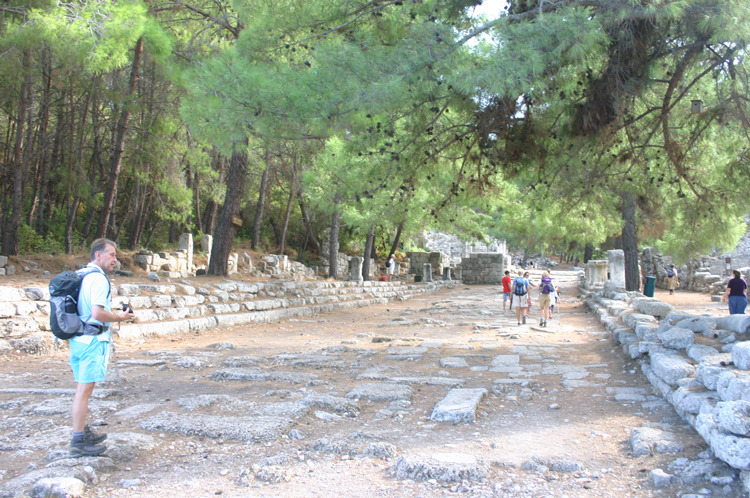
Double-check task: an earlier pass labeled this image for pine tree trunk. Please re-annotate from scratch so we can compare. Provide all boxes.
[362,226,375,281]
[2,50,31,256]
[279,184,296,256]
[299,195,319,253]
[328,194,341,279]
[621,192,640,291]
[252,151,271,250]
[583,243,594,263]
[388,221,404,258]
[95,37,143,239]
[64,196,80,254]
[208,147,248,275]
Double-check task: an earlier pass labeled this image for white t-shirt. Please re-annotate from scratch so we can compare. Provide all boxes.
[72,263,112,345]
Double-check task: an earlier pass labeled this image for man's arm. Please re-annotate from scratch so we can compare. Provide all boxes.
[91,305,134,323]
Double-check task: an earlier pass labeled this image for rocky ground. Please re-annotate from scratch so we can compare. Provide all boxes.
[0,268,742,498]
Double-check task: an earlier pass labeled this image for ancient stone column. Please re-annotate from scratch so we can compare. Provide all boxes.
[423,263,433,282]
[607,249,626,290]
[201,235,213,263]
[226,253,239,274]
[585,262,595,289]
[350,256,363,282]
[443,268,452,280]
[178,233,194,274]
[592,260,609,287]
[454,266,462,280]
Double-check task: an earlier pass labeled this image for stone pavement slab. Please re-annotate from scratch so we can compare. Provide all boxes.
[430,388,487,423]
[346,383,413,402]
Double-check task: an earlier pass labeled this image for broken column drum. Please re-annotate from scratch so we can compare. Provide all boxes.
[350,257,364,282]
[423,263,433,282]
[607,249,626,290]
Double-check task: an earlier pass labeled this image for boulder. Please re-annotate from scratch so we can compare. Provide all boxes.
[658,327,695,350]
[650,353,695,386]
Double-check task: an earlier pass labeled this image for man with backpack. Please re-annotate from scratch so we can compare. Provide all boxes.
[68,239,134,457]
[512,270,529,326]
[538,271,554,327]
[385,254,395,282]
[666,264,679,295]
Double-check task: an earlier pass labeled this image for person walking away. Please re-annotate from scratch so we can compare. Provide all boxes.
[667,264,679,295]
[512,270,529,326]
[538,271,554,327]
[524,271,532,319]
[548,285,560,320]
[386,254,395,282]
[69,239,134,457]
[502,270,512,313]
[722,269,748,315]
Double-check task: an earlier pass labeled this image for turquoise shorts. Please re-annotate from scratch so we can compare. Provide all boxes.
[69,338,110,384]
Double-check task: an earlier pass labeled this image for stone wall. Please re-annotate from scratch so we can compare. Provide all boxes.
[415,231,507,265]
[0,279,458,353]
[459,253,505,285]
[406,251,450,276]
[582,284,750,489]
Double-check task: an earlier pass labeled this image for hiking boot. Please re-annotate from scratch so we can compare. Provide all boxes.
[539,319,544,326]
[543,320,547,327]
[84,425,107,444]
[522,315,526,325]
[69,440,106,457]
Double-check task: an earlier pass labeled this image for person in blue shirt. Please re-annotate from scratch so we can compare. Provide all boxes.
[511,270,530,326]
[722,269,748,315]
[69,238,134,457]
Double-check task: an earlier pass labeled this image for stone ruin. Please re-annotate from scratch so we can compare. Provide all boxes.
[415,231,507,266]
[582,277,750,485]
[641,247,750,296]
[459,253,509,285]
[584,259,609,290]
[406,251,451,279]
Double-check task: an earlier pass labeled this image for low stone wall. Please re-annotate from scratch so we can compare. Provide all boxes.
[460,253,505,285]
[0,279,457,354]
[406,251,450,276]
[582,284,750,492]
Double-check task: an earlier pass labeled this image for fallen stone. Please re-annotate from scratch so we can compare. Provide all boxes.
[714,401,750,436]
[31,477,86,498]
[205,342,235,350]
[223,356,265,368]
[430,388,487,423]
[357,365,399,381]
[650,468,676,488]
[299,393,359,414]
[104,432,160,463]
[631,298,674,318]
[711,431,750,470]
[440,357,469,368]
[658,327,695,350]
[630,427,685,456]
[140,412,294,442]
[688,344,722,362]
[389,376,464,387]
[733,342,750,370]
[716,315,750,335]
[394,453,487,482]
[346,383,413,402]
[717,370,750,402]
[210,368,318,385]
[650,353,695,386]
[0,468,93,498]
[364,442,397,459]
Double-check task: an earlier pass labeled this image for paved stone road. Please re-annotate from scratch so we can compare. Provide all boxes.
[0,271,737,497]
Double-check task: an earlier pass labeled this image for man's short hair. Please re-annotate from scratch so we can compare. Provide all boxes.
[517,270,523,276]
[504,270,510,275]
[91,238,117,261]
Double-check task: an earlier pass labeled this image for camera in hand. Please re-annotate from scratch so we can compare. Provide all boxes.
[122,304,131,313]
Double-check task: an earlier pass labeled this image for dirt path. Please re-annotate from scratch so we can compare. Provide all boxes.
[0,271,721,497]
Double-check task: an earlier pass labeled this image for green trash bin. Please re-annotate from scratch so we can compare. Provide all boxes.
[414,274,423,283]
[644,276,656,297]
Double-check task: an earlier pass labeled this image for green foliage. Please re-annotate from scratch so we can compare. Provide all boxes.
[18,223,64,254]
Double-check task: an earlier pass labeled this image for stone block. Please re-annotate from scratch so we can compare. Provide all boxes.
[658,327,695,350]
[0,255,7,267]
[13,302,39,317]
[711,431,750,471]
[695,355,732,390]
[394,453,487,483]
[6,265,15,275]
[24,287,49,301]
[430,388,487,423]
[650,353,695,386]
[623,313,657,329]
[716,315,750,335]
[634,321,659,339]
[607,249,626,290]
[670,387,718,417]
[631,297,674,318]
[151,295,172,308]
[717,370,750,402]
[630,426,685,456]
[733,342,750,370]
[650,469,676,488]
[687,344,722,362]
[0,286,24,302]
[346,383,413,402]
[714,401,750,436]
[31,477,87,498]
[0,302,15,318]
[675,316,716,335]
[1,317,41,337]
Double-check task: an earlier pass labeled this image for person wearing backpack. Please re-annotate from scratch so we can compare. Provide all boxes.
[538,271,554,327]
[722,269,748,315]
[68,239,134,457]
[511,270,529,326]
[666,264,679,295]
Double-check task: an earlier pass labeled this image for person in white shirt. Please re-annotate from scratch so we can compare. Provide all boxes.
[68,239,134,457]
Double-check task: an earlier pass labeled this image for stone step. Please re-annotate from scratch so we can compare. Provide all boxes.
[430,388,487,423]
